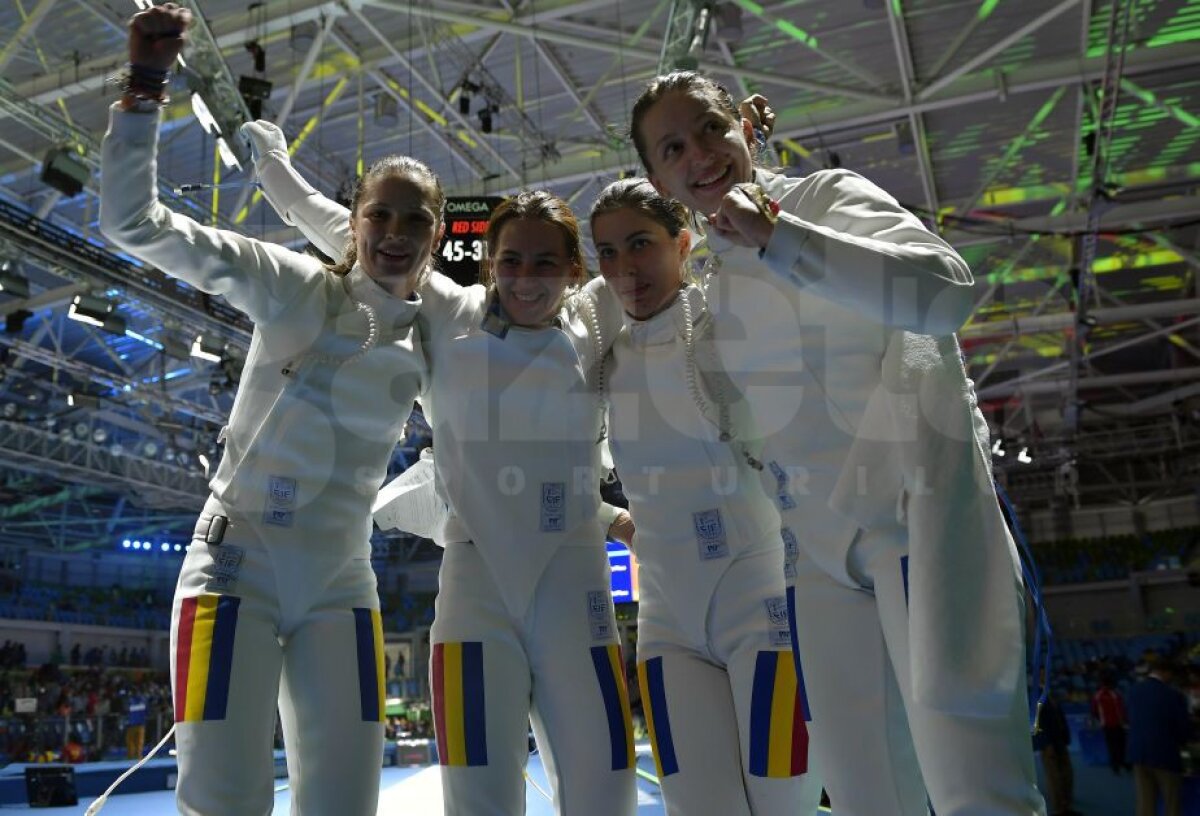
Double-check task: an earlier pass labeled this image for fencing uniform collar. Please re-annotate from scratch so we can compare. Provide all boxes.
[345,262,421,327]
[625,284,705,349]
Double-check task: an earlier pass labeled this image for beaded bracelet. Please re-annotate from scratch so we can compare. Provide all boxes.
[125,63,170,95]
[733,182,780,224]
[119,63,170,112]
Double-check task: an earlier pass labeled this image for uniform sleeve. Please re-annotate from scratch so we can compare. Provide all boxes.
[99,106,322,325]
[254,150,352,261]
[760,169,975,336]
[596,501,623,530]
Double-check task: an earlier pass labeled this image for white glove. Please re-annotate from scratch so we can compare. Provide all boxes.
[239,120,289,165]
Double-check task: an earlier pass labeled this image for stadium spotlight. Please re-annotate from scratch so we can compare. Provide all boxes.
[122,539,131,549]
[67,392,100,409]
[67,294,114,327]
[41,145,90,198]
[190,335,224,363]
[991,439,1005,457]
[161,542,170,552]
[0,267,30,299]
[1018,447,1033,464]
[68,294,125,335]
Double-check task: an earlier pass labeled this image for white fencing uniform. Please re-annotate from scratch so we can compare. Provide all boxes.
[101,107,424,815]
[253,158,636,816]
[601,284,823,816]
[699,167,1045,815]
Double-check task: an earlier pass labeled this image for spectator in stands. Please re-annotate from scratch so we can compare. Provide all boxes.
[1185,666,1200,717]
[1033,687,1078,816]
[1127,657,1191,816]
[63,732,85,764]
[1091,670,1130,774]
[69,644,80,667]
[125,685,147,759]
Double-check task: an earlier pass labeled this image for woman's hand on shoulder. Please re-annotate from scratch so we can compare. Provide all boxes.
[738,94,775,142]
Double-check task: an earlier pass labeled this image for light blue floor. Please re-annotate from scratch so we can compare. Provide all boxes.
[6,745,1148,815]
[17,751,667,815]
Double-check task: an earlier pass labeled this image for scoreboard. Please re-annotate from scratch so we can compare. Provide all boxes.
[607,540,640,604]
[438,196,504,286]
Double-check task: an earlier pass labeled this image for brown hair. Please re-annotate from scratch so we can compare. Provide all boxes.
[328,155,445,289]
[589,177,689,237]
[629,70,750,173]
[480,190,586,288]
[589,177,695,286]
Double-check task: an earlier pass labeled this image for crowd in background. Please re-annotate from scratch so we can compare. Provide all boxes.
[0,656,170,764]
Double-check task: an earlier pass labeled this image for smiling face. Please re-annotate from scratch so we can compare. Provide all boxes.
[350,172,443,298]
[490,217,578,327]
[592,207,690,320]
[635,86,755,215]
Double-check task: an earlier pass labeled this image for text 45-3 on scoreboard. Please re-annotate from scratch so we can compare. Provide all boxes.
[438,196,504,286]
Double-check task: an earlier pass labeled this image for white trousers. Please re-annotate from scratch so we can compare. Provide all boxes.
[788,525,1046,815]
[637,545,824,816]
[170,498,385,816]
[430,542,637,816]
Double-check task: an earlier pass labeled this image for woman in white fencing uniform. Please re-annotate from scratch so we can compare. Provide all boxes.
[244,123,635,816]
[100,6,432,813]
[587,179,824,816]
[627,70,1046,816]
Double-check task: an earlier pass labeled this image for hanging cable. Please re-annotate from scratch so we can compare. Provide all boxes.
[84,724,177,815]
[407,0,415,159]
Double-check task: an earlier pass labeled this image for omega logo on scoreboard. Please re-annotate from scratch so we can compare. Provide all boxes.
[438,196,504,286]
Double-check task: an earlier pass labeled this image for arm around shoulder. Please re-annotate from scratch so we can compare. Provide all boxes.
[243,120,352,260]
[100,104,322,325]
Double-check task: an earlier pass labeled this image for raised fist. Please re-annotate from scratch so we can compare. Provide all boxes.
[128,2,192,73]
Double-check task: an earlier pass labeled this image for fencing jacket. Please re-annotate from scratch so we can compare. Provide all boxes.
[605,284,781,646]
[100,106,427,552]
[704,167,1020,716]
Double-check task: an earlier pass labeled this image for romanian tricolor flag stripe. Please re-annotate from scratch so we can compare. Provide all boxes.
[901,555,910,608]
[353,608,385,723]
[432,642,488,767]
[748,650,810,778]
[636,657,679,778]
[174,594,240,723]
[786,585,801,676]
[590,645,635,771]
